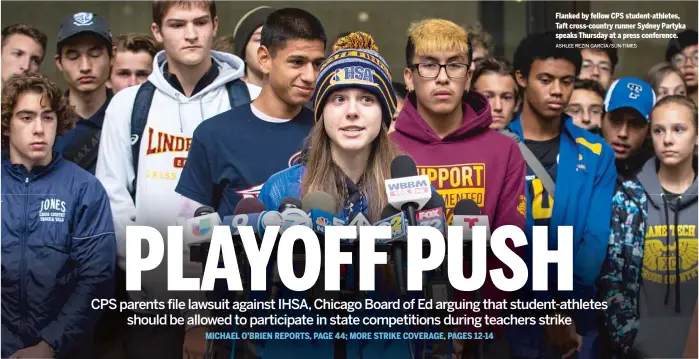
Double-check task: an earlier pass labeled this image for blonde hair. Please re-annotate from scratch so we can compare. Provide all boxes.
[301,119,399,222]
[406,19,470,64]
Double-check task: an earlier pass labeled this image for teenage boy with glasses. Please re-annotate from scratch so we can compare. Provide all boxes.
[578,38,618,91]
[667,29,698,105]
[566,78,606,133]
[391,18,526,358]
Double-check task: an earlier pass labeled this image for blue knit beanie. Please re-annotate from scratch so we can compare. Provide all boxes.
[312,32,397,128]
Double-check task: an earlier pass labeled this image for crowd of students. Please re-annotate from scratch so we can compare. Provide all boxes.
[1,1,697,359]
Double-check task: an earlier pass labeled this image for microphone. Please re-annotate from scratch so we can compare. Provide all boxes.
[224,198,283,236]
[416,194,450,303]
[374,205,408,297]
[347,212,371,243]
[301,192,345,301]
[416,192,447,236]
[234,198,266,215]
[302,192,346,234]
[184,206,222,245]
[386,156,431,297]
[228,198,282,301]
[279,197,311,234]
[272,197,308,301]
[386,155,432,226]
[450,198,490,359]
[347,211,371,297]
[452,199,491,242]
[278,197,303,213]
[348,212,371,227]
[185,206,223,264]
[194,205,216,217]
[373,206,408,244]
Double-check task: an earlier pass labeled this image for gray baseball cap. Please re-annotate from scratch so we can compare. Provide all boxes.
[57,12,112,47]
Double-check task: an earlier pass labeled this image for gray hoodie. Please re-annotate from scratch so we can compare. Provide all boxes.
[634,158,698,358]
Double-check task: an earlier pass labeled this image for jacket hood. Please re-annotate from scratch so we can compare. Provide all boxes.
[637,157,698,209]
[394,90,492,143]
[149,50,245,101]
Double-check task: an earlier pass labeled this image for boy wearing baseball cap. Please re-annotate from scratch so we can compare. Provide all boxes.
[598,77,656,356]
[53,12,113,174]
[233,5,275,97]
[601,77,656,179]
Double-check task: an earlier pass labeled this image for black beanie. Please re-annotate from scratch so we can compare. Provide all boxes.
[233,6,275,60]
[666,29,698,62]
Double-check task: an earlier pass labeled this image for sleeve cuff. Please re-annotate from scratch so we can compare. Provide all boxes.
[40,324,62,356]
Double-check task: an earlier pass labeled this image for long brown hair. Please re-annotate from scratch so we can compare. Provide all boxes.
[301,117,399,222]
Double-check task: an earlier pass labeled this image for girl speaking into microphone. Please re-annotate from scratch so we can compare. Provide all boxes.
[260,32,398,222]
[258,32,420,359]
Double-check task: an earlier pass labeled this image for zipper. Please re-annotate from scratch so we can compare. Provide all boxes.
[19,176,28,336]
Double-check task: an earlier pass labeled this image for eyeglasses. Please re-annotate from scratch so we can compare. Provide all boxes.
[671,51,698,67]
[581,60,612,75]
[411,62,470,79]
[566,105,604,120]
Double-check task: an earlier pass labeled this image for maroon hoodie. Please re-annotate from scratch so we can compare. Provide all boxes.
[391,91,526,336]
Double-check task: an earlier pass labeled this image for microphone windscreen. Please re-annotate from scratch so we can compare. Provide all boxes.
[453,199,481,216]
[279,197,303,212]
[194,205,216,217]
[380,204,401,219]
[390,155,418,178]
[234,198,266,215]
[301,191,336,213]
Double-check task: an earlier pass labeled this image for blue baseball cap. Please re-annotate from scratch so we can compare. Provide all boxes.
[604,77,656,121]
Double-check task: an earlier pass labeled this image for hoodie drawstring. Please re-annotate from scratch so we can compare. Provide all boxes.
[661,193,671,306]
[661,193,683,314]
[177,101,184,133]
[673,197,682,313]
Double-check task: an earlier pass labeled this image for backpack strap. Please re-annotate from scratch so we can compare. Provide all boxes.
[225,79,251,108]
[127,79,247,201]
[62,125,101,170]
[500,128,556,198]
[130,81,156,200]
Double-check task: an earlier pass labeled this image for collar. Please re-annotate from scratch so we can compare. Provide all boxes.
[64,88,113,128]
[2,151,63,181]
[509,113,571,141]
[162,59,219,97]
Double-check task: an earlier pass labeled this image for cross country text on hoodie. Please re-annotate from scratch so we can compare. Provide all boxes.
[633,158,698,358]
[95,50,245,324]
